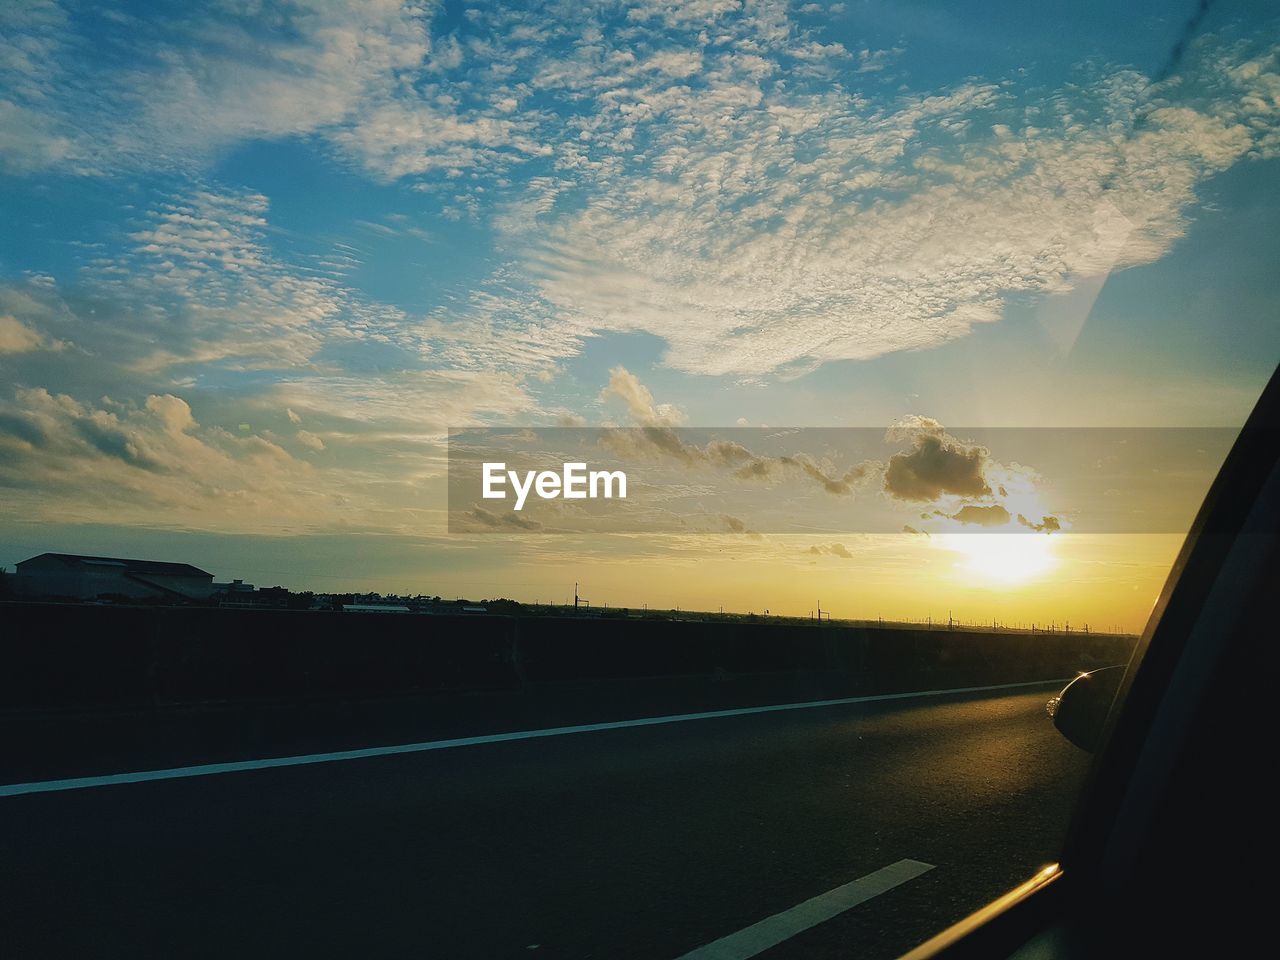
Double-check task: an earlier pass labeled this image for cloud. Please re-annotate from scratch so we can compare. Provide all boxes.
[728,448,880,495]
[330,99,547,181]
[883,418,991,501]
[0,361,534,535]
[600,365,686,426]
[6,3,1278,384]
[71,187,420,374]
[0,314,53,354]
[0,1,441,177]
[2,184,535,411]
[783,456,877,495]
[0,180,541,533]
[296,430,326,452]
[0,99,80,175]
[1018,513,1062,533]
[808,541,853,558]
[470,505,543,531]
[596,368,884,498]
[266,369,535,438]
[0,1,1274,560]
[445,21,1280,377]
[948,504,1012,527]
[856,46,904,73]
[720,514,762,537]
[876,418,1066,532]
[0,388,327,531]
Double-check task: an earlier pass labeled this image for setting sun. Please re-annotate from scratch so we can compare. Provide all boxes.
[945,534,1058,584]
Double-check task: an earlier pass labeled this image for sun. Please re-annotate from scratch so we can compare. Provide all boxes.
[944,534,1057,584]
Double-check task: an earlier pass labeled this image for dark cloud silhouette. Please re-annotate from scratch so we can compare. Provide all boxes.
[1018,513,1062,533]
[72,418,166,473]
[884,423,991,501]
[600,368,883,498]
[780,455,878,495]
[0,412,47,447]
[706,439,756,466]
[603,424,880,498]
[722,514,761,537]
[639,424,697,462]
[470,505,543,530]
[807,542,854,558]
[949,503,1012,527]
[718,447,883,495]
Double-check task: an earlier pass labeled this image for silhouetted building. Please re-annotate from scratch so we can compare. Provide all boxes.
[343,603,411,614]
[212,578,255,594]
[13,553,215,601]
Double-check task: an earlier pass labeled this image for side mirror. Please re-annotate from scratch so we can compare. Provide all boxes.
[1048,666,1126,752]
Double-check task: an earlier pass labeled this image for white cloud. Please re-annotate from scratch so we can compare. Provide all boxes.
[267,369,535,438]
[329,99,547,181]
[0,387,328,532]
[856,46,903,73]
[0,98,81,174]
[0,0,440,175]
[3,1,1278,389]
[0,314,54,354]
[0,370,536,534]
[296,429,326,452]
[600,365,686,426]
[473,40,1279,376]
[79,187,420,373]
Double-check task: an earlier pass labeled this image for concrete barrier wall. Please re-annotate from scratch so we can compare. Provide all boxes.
[1,602,1132,712]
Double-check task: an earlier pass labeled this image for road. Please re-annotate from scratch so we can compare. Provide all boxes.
[0,686,1088,959]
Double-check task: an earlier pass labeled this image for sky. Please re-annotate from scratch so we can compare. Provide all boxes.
[1,1,1278,631]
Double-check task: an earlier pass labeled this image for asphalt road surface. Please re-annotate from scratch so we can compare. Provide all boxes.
[1,686,1089,959]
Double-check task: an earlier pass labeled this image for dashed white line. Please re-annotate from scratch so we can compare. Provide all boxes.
[674,858,936,960]
[0,678,1064,798]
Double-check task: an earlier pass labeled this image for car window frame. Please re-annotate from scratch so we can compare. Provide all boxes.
[899,360,1280,960]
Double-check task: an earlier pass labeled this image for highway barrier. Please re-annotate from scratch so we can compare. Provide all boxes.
[1,601,1136,783]
[1,601,1131,712]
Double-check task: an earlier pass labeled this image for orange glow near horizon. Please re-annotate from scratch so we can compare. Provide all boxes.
[379,532,1186,635]
[942,534,1058,585]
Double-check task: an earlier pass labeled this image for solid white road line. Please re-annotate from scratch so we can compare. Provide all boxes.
[0,678,1064,798]
[674,858,936,960]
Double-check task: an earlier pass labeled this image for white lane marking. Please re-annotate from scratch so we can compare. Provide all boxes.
[674,858,936,960]
[0,678,1064,798]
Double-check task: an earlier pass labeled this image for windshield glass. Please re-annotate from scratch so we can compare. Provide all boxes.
[2,2,1277,958]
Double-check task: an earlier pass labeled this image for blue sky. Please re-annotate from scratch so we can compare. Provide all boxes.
[1,1,1278,620]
